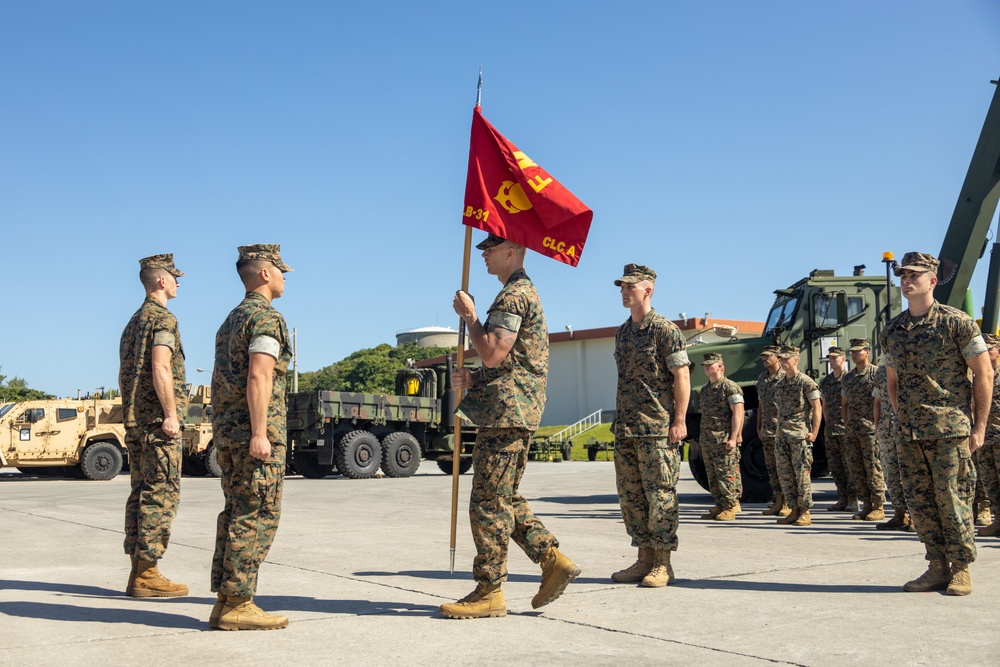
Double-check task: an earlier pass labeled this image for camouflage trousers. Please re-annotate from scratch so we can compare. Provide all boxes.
[972,446,990,507]
[759,432,780,497]
[211,436,285,597]
[877,419,906,513]
[823,429,850,498]
[897,436,976,565]
[699,433,741,509]
[978,427,1000,507]
[844,423,885,503]
[470,428,556,586]
[124,425,182,561]
[613,436,681,551]
[775,433,813,510]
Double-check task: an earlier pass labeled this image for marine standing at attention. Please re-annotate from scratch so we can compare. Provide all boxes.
[698,353,745,522]
[773,347,822,527]
[977,333,1000,538]
[119,253,189,598]
[441,233,580,619]
[873,362,911,531]
[756,345,787,517]
[881,252,992,596]
[841,338,886,522]
[818,346,851,513]
[210,244,293,630]
[610,263,691,587]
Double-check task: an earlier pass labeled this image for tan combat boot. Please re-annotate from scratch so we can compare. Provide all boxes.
[700,506,722,520]
[439,583,506,619]
[946,563,972,596]
[852,498,872,521]
[876,509,908,531]
[208,592,227,628]
[532,547,581,609]
[611,547,654,582]
[975,501,992,527]
[640,549,673,588]
[864,495,886,522]
[777,508,801,525]
[903,559,950,592]
[129,560,188,598]
[762,493,784,516]
[793,509,812,526]
[977,518,1000,537]
[125,556,138,596]
[827,494,849,512]
[714,505,738,521]
[216,596,289,630]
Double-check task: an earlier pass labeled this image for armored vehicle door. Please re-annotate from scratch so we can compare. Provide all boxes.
[8,403,52,462]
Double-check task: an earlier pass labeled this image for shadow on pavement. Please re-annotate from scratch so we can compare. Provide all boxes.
[256,595,439,616]
[0,600,205,629]
[672,578,900,594]
[352,569,607,585]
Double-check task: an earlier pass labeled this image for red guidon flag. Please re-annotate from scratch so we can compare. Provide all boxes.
[462,106,593,267]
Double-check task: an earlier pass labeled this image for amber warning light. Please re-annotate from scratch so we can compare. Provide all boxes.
[882,252,894,261]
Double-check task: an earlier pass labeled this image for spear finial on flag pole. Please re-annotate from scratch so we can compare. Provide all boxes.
[476,67,482,108]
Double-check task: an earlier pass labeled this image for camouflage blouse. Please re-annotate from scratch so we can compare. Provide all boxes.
[755,369,782,439]
[989,370,1000,428]
[880,301,986,440]
[774,371,821,439]
[871,364,897,438]
[456,269,548,430]
[700,377,744,439]
[613,309,689,439]
[119,297,187,429]
[841,364,877,428]
[818,371,845,436]
[211,292,292,444]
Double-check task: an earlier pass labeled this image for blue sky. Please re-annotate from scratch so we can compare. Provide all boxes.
[2,2,999,397]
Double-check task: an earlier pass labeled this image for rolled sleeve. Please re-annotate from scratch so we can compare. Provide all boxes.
[487,310,522,333]
[152,331,176,351]
[963,335,988,360]
[665,350,689,369]
[249,335,281,359]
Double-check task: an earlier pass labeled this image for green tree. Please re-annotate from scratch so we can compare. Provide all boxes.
[298,342,456,394]
[0,369,53,402]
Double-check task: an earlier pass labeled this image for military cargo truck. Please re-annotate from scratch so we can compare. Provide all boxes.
[285,365,475,479]
[0,397,127,480]
[180,385,220,477]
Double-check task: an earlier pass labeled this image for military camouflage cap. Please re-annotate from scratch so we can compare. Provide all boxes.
[237,243,293,272]
[778,346,800,359]
[893,251,939,277]
[759,345,782,358]
[826,346,845,358]
[475,233,507,250]
[139,253,184,277]
[849,338,871,352]
[614,263,657,286]
[702,352,724,365]
[984,333,1000,349]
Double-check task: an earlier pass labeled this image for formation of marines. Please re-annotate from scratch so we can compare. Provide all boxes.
[116,246,995,632]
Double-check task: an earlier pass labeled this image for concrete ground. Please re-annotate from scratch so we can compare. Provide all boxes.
[1,461,998,667]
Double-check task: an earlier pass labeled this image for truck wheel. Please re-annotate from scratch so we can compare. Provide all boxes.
[738,409,773,503]
[336,430,381,479]
[205,443,223,477]
[80,442,123,481]
[687,440,710,491]
[436,457,473,475]
[380,432,421,478]
[292,448,335,479]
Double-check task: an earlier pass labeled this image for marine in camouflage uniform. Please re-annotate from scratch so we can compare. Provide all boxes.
[698,353,745,519]
[755,345,786,515]
[441,234,579,619]
[773,347,822,526]
[818,346,851,511]
[840,338,885,521]
[873,363,910,530]
[975,333,1000,537]
[119,253,188,597]
[880,252,992,595]
[210,244,293,629]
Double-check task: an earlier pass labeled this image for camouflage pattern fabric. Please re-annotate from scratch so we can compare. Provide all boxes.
[457,269,548,430]
[818,371,850,498]
[981,372,1000,506]
[842,364,884,502]
[119,297,187,429]
[873,364,906,512]
[756,369,783,493]
[123,426,182,560]
[774,371,821,510]
[211,437,285,597]
[469,428,556,585]
[880,301,985,564]
[210,292,292,597]
[973,447,989,508]
[614,437,680,550]
[612,309,689,439]
[879,301,986,440]
[119,297,186,560]
[699,377,744,509]
[897,437,976,565]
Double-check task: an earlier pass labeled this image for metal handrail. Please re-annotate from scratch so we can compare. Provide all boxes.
[550,409,603,443]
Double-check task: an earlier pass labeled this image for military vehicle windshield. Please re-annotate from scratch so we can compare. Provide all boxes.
[0,403,14,419]
[765,295,798,335]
